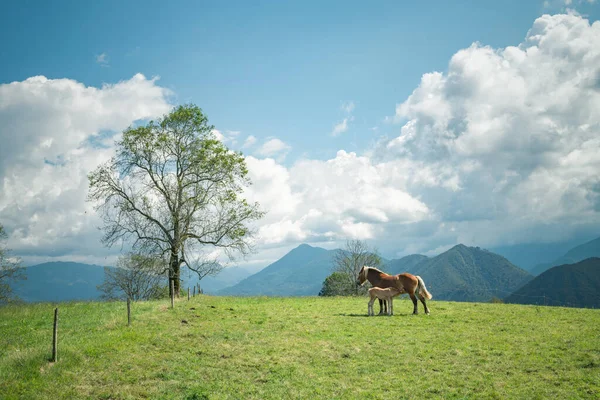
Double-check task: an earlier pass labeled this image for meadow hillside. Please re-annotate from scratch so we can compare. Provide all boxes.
[1,296,599,399]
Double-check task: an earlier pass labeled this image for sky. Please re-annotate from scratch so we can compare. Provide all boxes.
[1,0,600,271]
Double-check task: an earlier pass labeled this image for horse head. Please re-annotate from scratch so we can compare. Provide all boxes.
[356,266,368,286]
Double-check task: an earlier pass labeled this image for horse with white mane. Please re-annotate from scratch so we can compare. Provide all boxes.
[357,266,433,315]
[368,287,401,316]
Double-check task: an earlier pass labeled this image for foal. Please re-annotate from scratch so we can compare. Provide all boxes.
[368,287,401,316]
[357,266,433,315]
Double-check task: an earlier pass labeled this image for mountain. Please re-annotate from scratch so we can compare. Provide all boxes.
[385,254,428,275]
[505,258,600,308]
[490,240,583,272]
[12,261,254,301]
[530,236,600,276]
[218,244,336,296]
[411,245,533,302]
[12,262,109,302]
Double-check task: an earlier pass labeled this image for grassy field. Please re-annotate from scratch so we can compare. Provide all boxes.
[1,296,599,399]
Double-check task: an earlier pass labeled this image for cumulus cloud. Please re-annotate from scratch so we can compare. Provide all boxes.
[242,150,430,253]
[0,74,172,265]
[378,12,600,251]
[240,12,600,262]
[256,138,291,160]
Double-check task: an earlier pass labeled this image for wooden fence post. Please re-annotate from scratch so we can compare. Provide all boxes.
[127,298,131,326]
[170,280,175,309]
[193,286,196,297]
[187,287,190,301]
[51,308,58,362]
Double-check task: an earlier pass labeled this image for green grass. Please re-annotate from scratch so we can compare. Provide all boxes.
[1,296,599,399]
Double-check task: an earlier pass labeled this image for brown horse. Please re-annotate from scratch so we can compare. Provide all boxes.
[357,266,432,315]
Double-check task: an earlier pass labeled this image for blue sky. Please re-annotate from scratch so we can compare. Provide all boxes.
[2,0,586,163]
[1,0,599,268]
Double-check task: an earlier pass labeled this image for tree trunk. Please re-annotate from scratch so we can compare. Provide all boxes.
[173,262,180,297]
[168,250,180,298]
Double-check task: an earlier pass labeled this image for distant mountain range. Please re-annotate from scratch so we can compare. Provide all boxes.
[489,240,586,272]
[506,258,600,308]
[529,236,600,276]
[385,245,532,302]
[11,261,255,302]
[9,235,599,306]
[218,244,336,296]
[12,262,110,302]
[219,243,532,302]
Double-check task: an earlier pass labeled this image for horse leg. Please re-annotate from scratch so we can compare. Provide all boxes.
[409,293,418,315]
[368,299,374,316]
[379,299,387,315]
[389,297,393,316]
[418,294,430,315]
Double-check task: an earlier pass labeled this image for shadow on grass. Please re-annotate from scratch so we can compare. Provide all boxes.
[336,313,415,318]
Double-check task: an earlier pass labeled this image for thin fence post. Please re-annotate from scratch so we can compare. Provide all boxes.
[51,307,58,362]
[187,287,190,301]
[193,286,196,297]
[170,280,175,309]
[127,298,131,326]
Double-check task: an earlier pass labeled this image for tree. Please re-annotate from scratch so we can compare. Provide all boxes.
[319,272,355,296]
[0,224,26,303]
[332,239,382,296]
[97,254,166,301]
[88,104,265,297]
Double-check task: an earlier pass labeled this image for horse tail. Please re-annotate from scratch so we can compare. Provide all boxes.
[416,276,432,300]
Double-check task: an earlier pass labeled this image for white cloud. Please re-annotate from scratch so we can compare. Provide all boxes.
[242,150,430,251]
[378,12,600,251]
[96,53,109,67]
[256,138,291,159]
[240,12,600,264]
[213,129,241,145]
[331,101,356,136]
[212,129,225,141]
[331,117,354,136]
[243,135,257,148]
[0,74,172,265]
